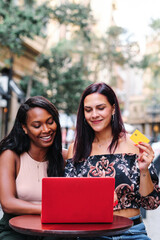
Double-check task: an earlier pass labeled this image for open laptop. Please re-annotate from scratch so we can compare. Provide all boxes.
[41,177,115,223]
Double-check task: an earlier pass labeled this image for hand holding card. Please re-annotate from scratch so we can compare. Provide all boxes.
[130,129,150,145]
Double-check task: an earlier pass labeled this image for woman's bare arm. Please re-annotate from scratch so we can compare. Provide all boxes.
[0,150,41,215]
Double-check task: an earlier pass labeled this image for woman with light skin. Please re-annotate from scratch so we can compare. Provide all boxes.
[65,82,160,240]
[0,96,67,240]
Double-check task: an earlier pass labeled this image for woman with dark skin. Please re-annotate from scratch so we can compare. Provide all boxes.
[0,96,67,240]
[65,82,160,240]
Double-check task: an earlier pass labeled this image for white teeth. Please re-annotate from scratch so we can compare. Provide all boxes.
[41,136,51,139]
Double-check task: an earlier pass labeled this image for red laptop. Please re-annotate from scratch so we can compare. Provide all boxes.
[41,177,115,223]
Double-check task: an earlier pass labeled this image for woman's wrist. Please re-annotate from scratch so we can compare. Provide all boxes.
[140,168,149,176]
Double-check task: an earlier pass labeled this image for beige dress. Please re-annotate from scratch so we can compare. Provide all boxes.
[16,152,48,203]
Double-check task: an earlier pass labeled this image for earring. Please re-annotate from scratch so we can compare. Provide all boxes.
[23,129,27,134]
[112,114,115,122]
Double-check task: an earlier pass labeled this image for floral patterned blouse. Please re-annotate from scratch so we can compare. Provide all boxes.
[64,154,160,211]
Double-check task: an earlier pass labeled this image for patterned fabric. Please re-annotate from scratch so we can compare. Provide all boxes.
[65,154,160,210]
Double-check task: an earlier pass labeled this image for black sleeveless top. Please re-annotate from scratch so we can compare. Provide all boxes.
[65,153,160,210]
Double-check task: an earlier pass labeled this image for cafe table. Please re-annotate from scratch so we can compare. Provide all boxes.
[9,214,133,238]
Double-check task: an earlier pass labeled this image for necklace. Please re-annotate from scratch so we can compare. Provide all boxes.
[27,151,46,162]
[95,138,112,148]
[27,151,47,182]
[36,162,41,182]
[97,142,108,148]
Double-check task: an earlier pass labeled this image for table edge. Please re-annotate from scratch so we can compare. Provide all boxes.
[9,215,133,237]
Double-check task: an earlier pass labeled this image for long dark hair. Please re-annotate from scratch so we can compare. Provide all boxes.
[0,96,64,176]
[73,82,126,163]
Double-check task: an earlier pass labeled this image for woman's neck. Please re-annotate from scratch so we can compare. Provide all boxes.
[94,129,113,146]
[28,147,48,162]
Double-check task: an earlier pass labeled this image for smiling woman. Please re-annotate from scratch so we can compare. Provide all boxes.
[0,96,67,240]
[65,82,160,240]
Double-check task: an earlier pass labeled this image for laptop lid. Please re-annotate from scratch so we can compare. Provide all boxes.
[41,177,115,223]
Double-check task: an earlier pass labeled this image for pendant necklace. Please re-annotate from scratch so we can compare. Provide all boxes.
[27,151,46,182]
[96,138,112,148]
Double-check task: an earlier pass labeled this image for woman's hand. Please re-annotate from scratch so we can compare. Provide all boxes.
[113,191,118,207]
[136,142,155,196]
[136,142,155,171]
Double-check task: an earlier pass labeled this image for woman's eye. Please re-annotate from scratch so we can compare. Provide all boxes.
[84,108,91,113]
[98,107,105,111]
[33,125,40,129]
[48,119,54,125]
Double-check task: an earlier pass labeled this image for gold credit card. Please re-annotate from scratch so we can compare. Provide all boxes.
[130,129,150,144]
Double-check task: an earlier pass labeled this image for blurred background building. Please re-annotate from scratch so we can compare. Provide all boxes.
[1,0,160,142]
[0,1,160,239]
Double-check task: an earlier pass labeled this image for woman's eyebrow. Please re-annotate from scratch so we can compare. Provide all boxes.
[96,103,106,107]
[31,116,53,124]
[84,103,106,108]
[95,103,107,107]
[47,116,53,120]
[31,120,41,124]
[84,106,91,108]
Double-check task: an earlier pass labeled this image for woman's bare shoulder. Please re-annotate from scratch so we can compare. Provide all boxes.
[119,133,139,154]
[62,148,68,161]
[0,149,18,160]
[0,149,20,167]
[0,149,20,183]
[67,142,74,159]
